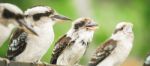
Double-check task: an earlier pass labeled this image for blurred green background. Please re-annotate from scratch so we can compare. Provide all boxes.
[0,0,150,66]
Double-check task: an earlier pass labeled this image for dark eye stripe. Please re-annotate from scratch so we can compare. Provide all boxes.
[15,14,24,19]
[113,25,125,34]
[2,9,24,20]
[32,11,53,21]
[2,9,16,19]
[74,21,85,29]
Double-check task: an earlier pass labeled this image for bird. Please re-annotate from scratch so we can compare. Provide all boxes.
[7,6,70,63]
[0,3,36,48]
[144,53,150,66]
[50,17,98,66]
[88,22,134,66]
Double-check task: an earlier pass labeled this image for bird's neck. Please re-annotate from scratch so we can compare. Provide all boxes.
[67,29,94,42]
[111,32,134,42]
[0,23,16,31]
[0,23,15,43]
[8,23,16,30]
[0,19,16,27]
[0,18,9,26]
[33,22,54,37]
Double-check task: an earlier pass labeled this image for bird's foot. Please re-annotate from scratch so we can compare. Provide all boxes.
[32,61,48,66]
[0,57,10,64]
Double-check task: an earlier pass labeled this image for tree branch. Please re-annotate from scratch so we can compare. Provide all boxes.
[0,60,62,66]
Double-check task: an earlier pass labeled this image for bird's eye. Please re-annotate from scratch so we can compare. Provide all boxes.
[120,26,125,31]
[49,9,54,15]
[33,13,42,21]
[74,21,85,29]
[32,11,53,21]
[113,25,125,34]
[2,9,15,19]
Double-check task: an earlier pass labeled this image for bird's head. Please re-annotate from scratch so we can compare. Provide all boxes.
[24,6,71,27]
[113,22,133,35]
[67,17,98,41]
[0,3,24,26]
[0,3,38,35]
[72,17,98,31]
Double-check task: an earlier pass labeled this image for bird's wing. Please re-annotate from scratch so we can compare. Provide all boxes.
[88,39,117,66]
[7,28,27,60]
[50,35,72,64]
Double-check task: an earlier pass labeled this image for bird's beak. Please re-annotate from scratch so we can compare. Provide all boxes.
[86,22,99,30]
[126,23,133,33]
[17,19,38,36]
[51,14,71,22]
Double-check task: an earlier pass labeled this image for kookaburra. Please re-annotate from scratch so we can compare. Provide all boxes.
[7,6,70,63]
[50,17,98,66]
[88,22,134,66]
[144,53,150,66]
[0,3,36,48]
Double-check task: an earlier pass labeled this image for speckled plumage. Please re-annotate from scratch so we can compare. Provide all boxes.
[7,6,53,62]
[7,6,70,63]
[88,22,134,66]
[50,17,97,66]
[7,28,27,60]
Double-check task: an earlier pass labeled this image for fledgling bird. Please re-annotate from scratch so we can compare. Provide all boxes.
[7,6,70,63]
[88,22,134,66]
[0,3,36,47]
[144,53,150,66]
[50,17,98,66]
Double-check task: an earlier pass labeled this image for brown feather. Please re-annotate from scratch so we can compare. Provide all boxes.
[88,39,117,66]
[50,35,72,64]
[7,28,27,60]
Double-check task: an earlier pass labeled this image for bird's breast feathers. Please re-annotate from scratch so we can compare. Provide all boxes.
[57,39,88,65]
[97,40,132,66]
[0,24,15,46]
[9,24,54,62]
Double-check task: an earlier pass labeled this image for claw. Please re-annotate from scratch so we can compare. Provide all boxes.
[31,61,49,66]
[0,57,10,64]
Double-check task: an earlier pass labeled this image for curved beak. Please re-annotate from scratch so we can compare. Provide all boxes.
[51,14,71,21]
[17,19,38,36]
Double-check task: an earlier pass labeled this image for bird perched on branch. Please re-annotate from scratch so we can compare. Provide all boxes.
[88,22,134,66]
[0,3,36,48]
[144,53,150,66]
[50,17,98,66]
[7,6,70,63]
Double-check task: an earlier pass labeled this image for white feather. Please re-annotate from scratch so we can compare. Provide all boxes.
[0,3,23,15]
[0,24,15,46]
[0,3,23,47]
[145,55,150,65]
[24,6,51,16]
[57,29,94,65]
[15,22,54,62]
[97,31,134,66]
